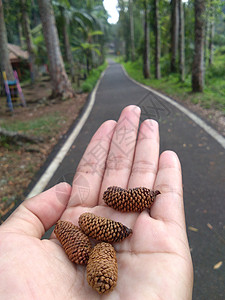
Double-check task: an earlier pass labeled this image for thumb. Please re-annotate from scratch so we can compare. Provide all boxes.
[0,182,71,238]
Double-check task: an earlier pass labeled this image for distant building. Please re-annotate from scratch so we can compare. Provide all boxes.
[0,44,29,96]
[8,43,29,79]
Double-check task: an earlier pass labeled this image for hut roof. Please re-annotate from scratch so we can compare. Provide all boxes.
[8,44,29,63]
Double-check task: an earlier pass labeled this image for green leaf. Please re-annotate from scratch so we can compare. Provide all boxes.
[89,30,103,36]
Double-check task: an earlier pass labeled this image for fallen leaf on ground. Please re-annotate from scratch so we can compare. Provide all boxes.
[188,226,198,232]
[213,261,223,270]
[207,223,213,230]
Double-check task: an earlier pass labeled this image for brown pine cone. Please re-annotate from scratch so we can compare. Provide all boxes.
[54,220,92,265]
[87,242,118,294]
[103,186,161,212]
[78,212,132,243]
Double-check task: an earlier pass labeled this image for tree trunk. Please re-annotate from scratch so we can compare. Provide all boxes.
[178,0,185,82]
[192,0,205,92]
[100,39,105,65]
[154,0,161,79]
[86,54,90,75]
[208,20,214,66]
[170,0,179,73]
[129,0,135,62]
[18,21,25,48]
[61,7,75,82]
[208,0,214,66]
[0,127,43,145]
[0,0,14,81]
[20,0,37,83]
[37,0,74,99]
[204,16,209,64]
[143,0,150,79]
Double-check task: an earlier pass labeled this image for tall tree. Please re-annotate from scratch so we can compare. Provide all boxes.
[208,0,214,66]
[192,0,205,92]
[143,0,150,78]
[37,0,74,98]
[0,0,14,81]
[20,0,37,82]
[59,6,75,82]
[178,0,185,82]
[18,21,25,48]
[154,0,161,79]
[204,13,209,64]
[118,0,130,61]
[170,0,179,73]
[129,0,135,61]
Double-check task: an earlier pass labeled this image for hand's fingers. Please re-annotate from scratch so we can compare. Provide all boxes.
[151,151,186,229]
[67,120,117,208]
[99,105,141,204]
[0,183,71,238]
[128,119,159,189]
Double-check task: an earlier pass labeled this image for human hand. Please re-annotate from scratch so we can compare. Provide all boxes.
[0,105,193,299]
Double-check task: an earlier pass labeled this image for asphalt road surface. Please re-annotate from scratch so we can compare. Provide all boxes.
[20,61,225,299]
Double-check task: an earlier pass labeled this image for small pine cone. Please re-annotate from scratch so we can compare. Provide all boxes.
[78,212,132,243]
[103,186,161,212]
[87,242,118,294]
[54,220,92,265]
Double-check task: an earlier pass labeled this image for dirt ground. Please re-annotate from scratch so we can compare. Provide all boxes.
[0,77,87,220]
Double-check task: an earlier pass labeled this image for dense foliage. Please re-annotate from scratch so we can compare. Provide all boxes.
[2,0,109,83]
[112,0,225,101]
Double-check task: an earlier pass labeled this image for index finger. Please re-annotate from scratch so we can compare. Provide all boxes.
[67,120,117,208]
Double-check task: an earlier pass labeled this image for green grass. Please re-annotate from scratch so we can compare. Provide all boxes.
[122,54,225,112]
[81,62,108,92]
[0,112,64,138]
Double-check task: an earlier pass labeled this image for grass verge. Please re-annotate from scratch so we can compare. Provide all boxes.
[121,57,225,112]
[0,113,63,140]
[81,61,108,92]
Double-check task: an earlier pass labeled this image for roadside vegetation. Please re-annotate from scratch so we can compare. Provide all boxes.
[0,0,110,219]
[0,77,88,220]
[82,61,108,92]
[112,0,225,114]
[121,46,225,112]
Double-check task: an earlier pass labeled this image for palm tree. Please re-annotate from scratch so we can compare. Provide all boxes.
[192,0,205,92]
[154,0,161,79]
[143,0,150,78]
[20,0,37,82]
[59,5,76,82]
[0,0,14,81]
[37,0,74,99]
[73,31,103,75]
[171,0,179,73]
[179,0,185,82]
[129,0,135,61]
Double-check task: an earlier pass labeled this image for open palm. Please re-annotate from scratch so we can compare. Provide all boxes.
[0,106,193,300]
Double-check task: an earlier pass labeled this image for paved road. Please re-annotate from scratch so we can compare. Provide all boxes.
[34,61,225,299]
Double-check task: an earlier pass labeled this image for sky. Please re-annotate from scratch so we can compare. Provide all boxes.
[103,0,119,24]
[103,0,189,25]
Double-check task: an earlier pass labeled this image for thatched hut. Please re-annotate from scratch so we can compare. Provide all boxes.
[8,43,29,79]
